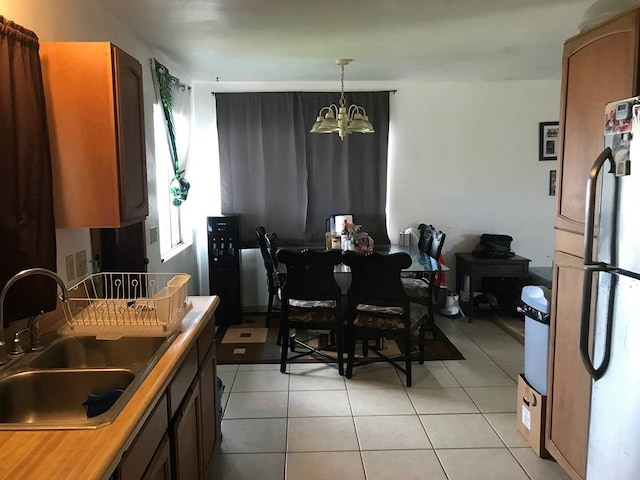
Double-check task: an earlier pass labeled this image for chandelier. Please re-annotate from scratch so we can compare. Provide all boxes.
[310,59,374,140]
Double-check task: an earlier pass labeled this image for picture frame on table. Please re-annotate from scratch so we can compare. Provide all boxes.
[539,121,559,161]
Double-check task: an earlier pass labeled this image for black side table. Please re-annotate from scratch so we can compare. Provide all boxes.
[455,252,531,322]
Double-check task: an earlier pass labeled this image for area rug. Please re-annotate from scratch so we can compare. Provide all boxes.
[215,315,464,365]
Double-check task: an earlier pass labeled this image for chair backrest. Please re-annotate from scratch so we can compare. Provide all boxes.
[343,251,411,309]
[255,226,280,289]
[417,224,433,252]
[276,249,343,302]
[427,229,446,260]
[255,226,273,270]
[417,224,446,260]
[264,231,280,269]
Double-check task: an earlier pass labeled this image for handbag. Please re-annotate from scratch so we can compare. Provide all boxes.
[472,234,514,258]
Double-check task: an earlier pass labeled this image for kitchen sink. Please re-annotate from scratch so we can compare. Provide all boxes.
[0,369,134,426]
[0,332,178,430]
[29,335,169,369]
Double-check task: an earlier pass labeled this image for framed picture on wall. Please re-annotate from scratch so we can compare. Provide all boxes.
[549,170,557,196]
[539,122,559,161]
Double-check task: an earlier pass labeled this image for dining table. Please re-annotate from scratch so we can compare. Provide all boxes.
[276,244,450,292]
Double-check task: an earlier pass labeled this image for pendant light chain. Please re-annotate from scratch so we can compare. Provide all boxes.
[339,64,346,108]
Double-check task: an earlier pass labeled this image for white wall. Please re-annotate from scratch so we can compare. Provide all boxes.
[1,0,199,290]
[192,79,559,309]
[388,80,559,267]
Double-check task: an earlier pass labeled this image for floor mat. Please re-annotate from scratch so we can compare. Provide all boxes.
[216,315,464,365]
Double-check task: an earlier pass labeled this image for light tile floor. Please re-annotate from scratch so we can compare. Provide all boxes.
[209,314,570,480]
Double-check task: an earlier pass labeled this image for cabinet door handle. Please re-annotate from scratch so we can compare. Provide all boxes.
[522,395,537,408]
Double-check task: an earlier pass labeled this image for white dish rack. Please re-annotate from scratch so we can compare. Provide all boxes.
[60,272,191,337]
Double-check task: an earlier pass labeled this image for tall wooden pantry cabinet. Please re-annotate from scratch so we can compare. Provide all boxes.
[548,6,640,480]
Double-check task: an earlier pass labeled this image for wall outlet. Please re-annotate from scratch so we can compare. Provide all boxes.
[150,225,159,244]
[75,249,88,277]
[66,255,75,282]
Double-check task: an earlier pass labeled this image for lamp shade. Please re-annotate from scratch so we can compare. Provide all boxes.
[579,0,639,31]
[310,59,374,140]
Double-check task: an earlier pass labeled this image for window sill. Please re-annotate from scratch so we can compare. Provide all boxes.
[161,242,192,263]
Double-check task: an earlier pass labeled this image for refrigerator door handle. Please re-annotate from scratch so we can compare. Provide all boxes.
[580,264,615,381]
[583,147,614,266]
[580,147,615,381]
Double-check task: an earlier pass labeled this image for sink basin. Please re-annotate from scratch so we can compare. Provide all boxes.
[0,332,178,430]
[29,335,169,369]
[0,369,134,427]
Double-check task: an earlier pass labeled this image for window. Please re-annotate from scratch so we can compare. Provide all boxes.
[153,103,187,258]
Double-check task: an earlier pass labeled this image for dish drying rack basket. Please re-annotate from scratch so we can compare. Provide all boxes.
[60,272,191,336]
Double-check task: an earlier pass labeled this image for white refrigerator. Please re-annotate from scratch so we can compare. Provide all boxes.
[581,97,640,479]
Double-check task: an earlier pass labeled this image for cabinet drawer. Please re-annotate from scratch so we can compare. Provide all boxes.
[118,394,168,480]
[475,263,527,276]
[168,345,198,418]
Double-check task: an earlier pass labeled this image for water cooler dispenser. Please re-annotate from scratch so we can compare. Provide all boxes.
[207,215,242,325]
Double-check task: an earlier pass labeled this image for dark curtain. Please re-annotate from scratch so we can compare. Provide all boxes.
[0,17,57,326]
[216,92,308,246]
[216,91,390,247]
[302,92,390,244]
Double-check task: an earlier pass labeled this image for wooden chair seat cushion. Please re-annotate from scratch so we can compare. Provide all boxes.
[353,303,428,330]
[401,277,430,298]
[289,299,336,308]
[287,308,337,323]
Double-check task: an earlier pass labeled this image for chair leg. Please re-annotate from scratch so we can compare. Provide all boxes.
[280,324,289,374]
[276,321,285,346]
[418,323,425,365]
[346,327,355,379]
[336,325,344,376]
[427,301,437,340]
[266,291,275,328]
[405,333,412,387]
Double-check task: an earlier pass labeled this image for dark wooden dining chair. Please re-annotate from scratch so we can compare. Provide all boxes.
[401,225,446,338]
[342,251,429,387]
[276,249,345,375]
[255,226,282,328]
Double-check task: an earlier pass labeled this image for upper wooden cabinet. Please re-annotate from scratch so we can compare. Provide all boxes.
[555,10,640,235]
[40,42,149,228]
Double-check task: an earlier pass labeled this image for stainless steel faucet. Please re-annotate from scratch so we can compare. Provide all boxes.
[0,268,69,363]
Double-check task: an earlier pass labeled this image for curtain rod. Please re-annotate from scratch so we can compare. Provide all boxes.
[210,90,397,95]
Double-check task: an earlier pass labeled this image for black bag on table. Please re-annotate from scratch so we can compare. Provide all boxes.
[472,234,514,258]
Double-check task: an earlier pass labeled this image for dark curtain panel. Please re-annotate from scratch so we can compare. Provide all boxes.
[217,91,390,247]
[0,17,57,326]
[303,91,390,244]
[217,92,307,247]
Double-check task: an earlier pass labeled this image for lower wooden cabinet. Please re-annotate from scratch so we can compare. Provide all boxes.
[546,251,591,479]
[171,378,202,480]
[199,342,218,474]
[143,434,172,480]
[117,395,169,480]
[114,314,218,480]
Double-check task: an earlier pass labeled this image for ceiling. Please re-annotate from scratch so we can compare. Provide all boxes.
[104,0,596,83]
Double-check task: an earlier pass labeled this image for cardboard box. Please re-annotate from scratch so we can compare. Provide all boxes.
[516,373,550,458]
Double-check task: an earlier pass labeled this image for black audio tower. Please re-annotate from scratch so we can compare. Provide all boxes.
[207,215,242,325]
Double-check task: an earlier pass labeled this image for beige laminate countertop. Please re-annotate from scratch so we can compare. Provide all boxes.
[0,295,219,480]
